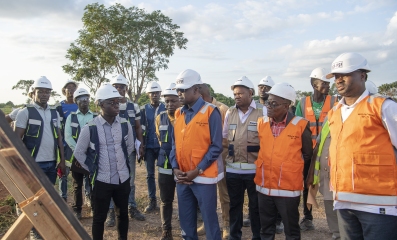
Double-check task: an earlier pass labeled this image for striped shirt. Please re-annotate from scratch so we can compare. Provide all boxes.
[270,114,287,137]
[74,115,134,184]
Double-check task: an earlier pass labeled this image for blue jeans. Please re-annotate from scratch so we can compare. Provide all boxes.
[145,148,159,200]
[177,183,221,240]
[226,172,260,240]
[337,209,397,240]
[109,153,137,209]
[37,161,57,185]
[59,166,70,200]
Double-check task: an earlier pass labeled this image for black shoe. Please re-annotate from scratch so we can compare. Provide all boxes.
[161,229,173,240]
[300,218,315,231]
[129,206,145,221]
[276,221,284,234]
[243,218,251,227]
[105,209,115,227]
[144,198,159,213]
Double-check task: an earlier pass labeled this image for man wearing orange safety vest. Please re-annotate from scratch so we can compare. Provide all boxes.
[326,52,397,239]
[170,69,224,240]
[255,82,313,240]
[295,67,337,231]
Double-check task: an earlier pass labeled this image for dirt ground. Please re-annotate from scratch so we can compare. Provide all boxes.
[0,164,333,239]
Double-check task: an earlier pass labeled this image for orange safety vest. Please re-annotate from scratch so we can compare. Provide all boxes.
[328,95,397,205]
[254,116,309,197]
[174,102,223,184]
[300,95,336,147]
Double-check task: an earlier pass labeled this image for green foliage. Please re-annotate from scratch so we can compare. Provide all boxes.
[329,83,338,96]
[63,3,188,102]
[206,84,235,107]
[137,93,150,106]
[378,81,397,101]
[11,79,34,96]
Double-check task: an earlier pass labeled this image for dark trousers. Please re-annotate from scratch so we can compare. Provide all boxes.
[226,172,260,240]
[92,179,130,240]
[145,148,160,200]
[258,193,301,240]
[302,186,312,220]
[337,209,397,240]
[72,171,91,213]
[158,172,176,230]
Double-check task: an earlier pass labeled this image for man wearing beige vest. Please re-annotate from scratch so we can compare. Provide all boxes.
[223,76,263,240]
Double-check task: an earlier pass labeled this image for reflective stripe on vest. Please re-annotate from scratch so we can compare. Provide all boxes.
[313,120,330,185]
[256,185,301,197]
[226,162,256,170]
[336,192,397,206]
[158,167,173,175]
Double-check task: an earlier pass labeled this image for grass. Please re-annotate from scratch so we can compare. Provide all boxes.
[0,195,17,235]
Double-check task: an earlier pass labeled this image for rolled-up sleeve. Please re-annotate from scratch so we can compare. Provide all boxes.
[197,107,223,171]
[74,124,90,171]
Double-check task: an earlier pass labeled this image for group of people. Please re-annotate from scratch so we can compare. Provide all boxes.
[7,51,397,240]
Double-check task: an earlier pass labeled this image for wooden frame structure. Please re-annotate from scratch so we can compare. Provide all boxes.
[0,111,91,239]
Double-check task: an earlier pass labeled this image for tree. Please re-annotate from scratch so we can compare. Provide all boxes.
[12,80,34,96]
[63,3,188,102]
[378,81,397,101]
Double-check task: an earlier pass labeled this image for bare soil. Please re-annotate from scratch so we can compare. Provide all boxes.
[0,165,332,239]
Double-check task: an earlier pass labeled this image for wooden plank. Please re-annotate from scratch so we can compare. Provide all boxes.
[0,110,91,239]
[0,163,25,203]
[2,213,32,240]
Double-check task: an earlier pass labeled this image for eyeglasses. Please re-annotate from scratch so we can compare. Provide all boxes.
[176,86,193,93]
[264,100,287,108]
[76,96,89,102]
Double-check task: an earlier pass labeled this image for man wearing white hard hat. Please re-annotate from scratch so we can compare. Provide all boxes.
[325,52,397,239]
[74,84,135,240]
[56,79,79,202]
[258,76,274,105]
[255,82,312,240]
[140,81,166,213]
[222,76,262,240]
[106,74,145,225]
[155,83,181,240]
[198,83,231,239]
[170,69,223,240]
[64,88,96,220]
[295,67,337,231]
[15,76,66,240]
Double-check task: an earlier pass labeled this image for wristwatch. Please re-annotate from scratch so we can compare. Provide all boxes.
[197,167,203,175]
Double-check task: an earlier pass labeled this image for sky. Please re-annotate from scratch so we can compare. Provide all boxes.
[0,0,396,105]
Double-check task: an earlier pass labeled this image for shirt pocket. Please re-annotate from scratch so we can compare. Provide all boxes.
[352,153,395,194]
[228,124,237,142]
[26,119,41,137]
[247,124,259,144]
[190,149,207,170]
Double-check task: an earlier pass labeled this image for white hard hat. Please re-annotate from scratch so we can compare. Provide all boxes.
[326,52,371,79]
[73,88,90,102]
[268,82,296,103]
[32,76,52,90]
[258,76,275,87]
[62,79,78,89]
[310,67,331,82]
[111,74,129,86]
[365,80,378,94]
[161,83,178,97]
[146,81,162,93]
[231,76,255,91]
[175,69,202,89]
[95,84,122,101]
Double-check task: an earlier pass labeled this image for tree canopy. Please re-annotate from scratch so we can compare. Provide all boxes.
[378,81,397,101]
[63,3,188,101]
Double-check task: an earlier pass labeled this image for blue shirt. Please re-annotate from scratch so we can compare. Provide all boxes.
[61,100,78,120]
[143,103,165,148]
[170,97,223,171]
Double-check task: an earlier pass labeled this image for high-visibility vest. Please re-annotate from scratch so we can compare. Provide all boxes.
[254,116,308,197]
[300,95,336,147]
[225,102,263,170]
[140,103,166,144]
[84,117,130,188]
[64,112,97,166]
[313,120,330,185]
[174,102,224,184]
[23,105,60,161]
[119,101,137,141]
[328,95,397,205]
[157,111,173,175]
